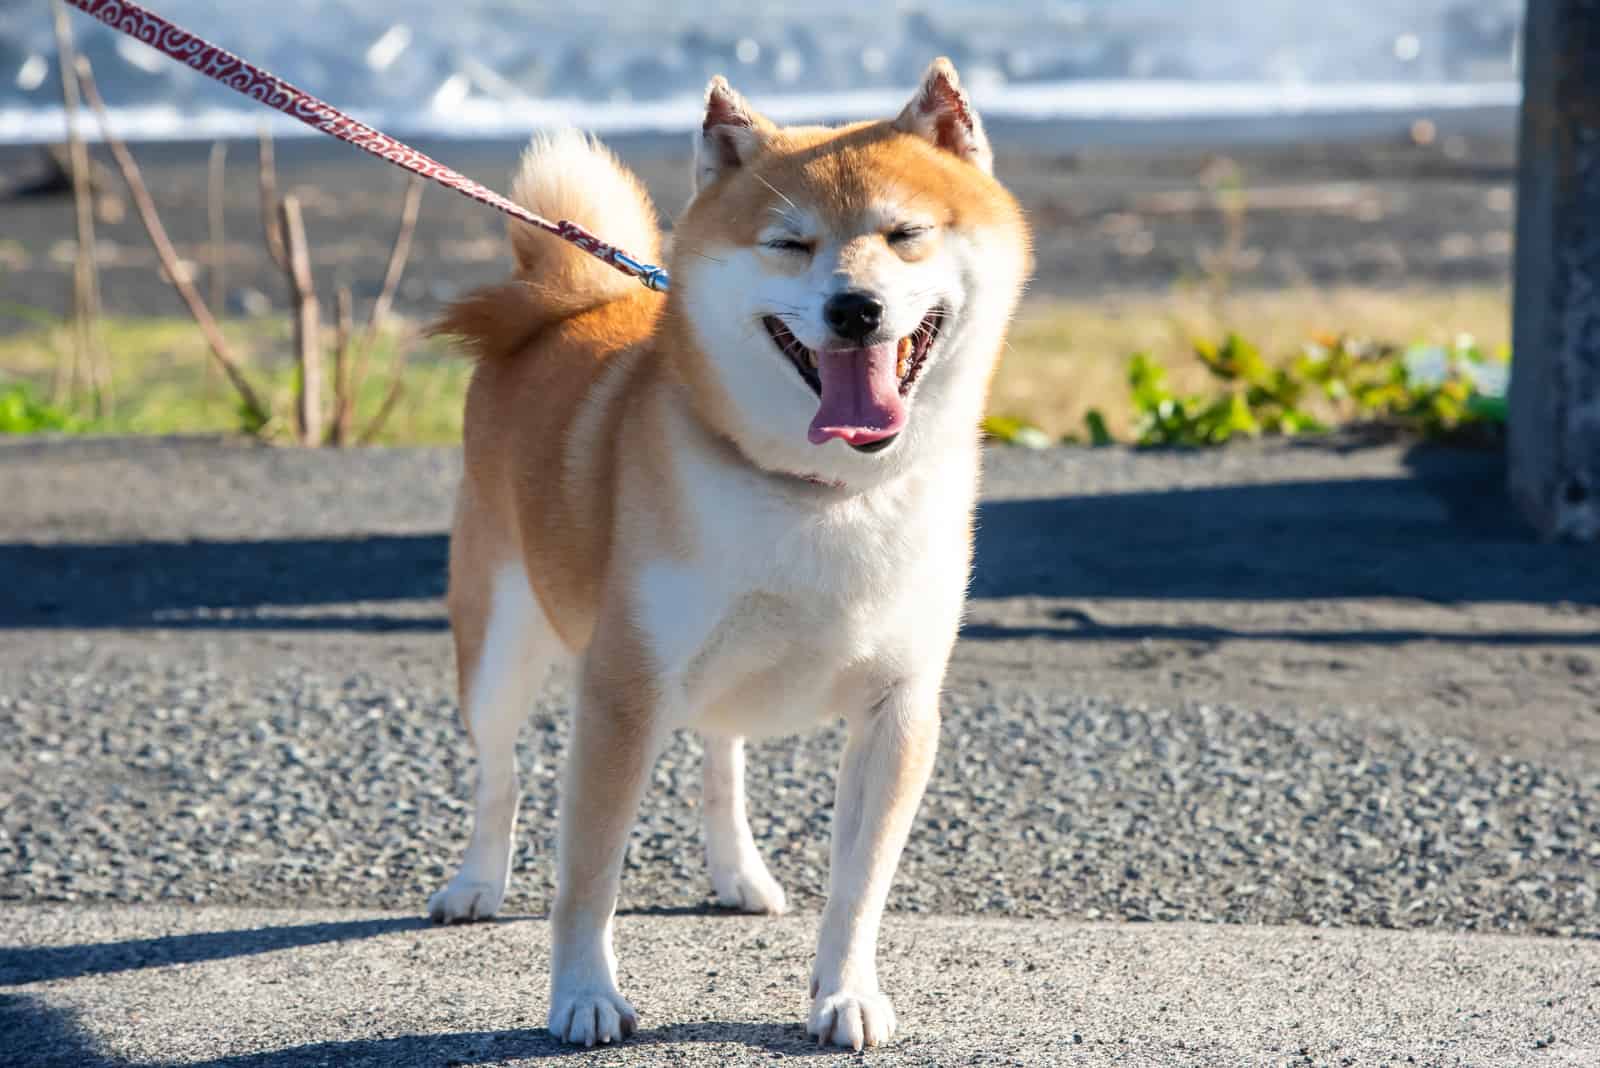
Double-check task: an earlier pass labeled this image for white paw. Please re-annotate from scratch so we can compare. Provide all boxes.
[427,877,505,923]
[548,987,638,1047]
[710,861,787,915]
[808,987,897,1050]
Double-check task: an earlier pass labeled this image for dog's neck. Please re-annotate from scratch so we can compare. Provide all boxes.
[646,339,856,493]
[704,419,853,493]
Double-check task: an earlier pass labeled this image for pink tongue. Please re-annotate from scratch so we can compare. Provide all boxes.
[808,343,907,446]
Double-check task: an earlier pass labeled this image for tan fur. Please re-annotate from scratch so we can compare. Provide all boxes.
[436,129,686,664]
[507,130,661,306]
[439,121,1024,673]
[668,120,1029,445]
[555,599,658,912]
[428,62,1030,1049]
[456,297,659,651]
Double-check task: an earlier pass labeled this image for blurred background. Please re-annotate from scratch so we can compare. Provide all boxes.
[0,0,1523,446]
[0,1,1522,137]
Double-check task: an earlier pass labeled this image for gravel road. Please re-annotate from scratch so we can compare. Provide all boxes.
[2,435,1598,1064]
[2,436,1597,930]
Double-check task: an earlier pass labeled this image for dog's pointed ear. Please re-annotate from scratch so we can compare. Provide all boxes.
[695,77,773,191]
[893,58,992,174]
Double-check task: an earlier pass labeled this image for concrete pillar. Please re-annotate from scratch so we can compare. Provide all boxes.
[1510,0,1600,540]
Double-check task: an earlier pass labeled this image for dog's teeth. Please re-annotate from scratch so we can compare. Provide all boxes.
[896,335,913,379]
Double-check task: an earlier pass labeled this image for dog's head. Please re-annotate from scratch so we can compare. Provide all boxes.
[668,59,1031,487]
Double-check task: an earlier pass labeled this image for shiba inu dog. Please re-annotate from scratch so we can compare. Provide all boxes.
[428,58,1030,1049]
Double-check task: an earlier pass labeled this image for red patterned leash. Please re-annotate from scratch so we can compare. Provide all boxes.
[62,0,671,293]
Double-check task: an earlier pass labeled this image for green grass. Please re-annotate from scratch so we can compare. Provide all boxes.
[1,283,1512,447]
[0,314,469,444]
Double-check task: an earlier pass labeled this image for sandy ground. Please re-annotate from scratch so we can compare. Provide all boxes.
[0,123,1516,327]
[2,436,1597,1065]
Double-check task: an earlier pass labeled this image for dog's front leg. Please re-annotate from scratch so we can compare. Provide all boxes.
[548,622,663,1047]
[809,679,941,1050]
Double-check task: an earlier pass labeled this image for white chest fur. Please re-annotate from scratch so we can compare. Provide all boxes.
[631,421,977,737]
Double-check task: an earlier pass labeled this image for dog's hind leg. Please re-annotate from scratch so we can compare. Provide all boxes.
[701,733,786,914]
[430,546,557,923]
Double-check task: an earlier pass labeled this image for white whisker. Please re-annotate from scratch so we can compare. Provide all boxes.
[754,173,799,213]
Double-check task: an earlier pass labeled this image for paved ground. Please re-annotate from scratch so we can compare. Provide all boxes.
[4,907,1598,1067]
[2,436,1598,1064]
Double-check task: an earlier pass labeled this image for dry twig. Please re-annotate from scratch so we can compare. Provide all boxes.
[257,125,288,272]
[355,338,410,446]
[353,177,423,393]
[76,55,268,428]
[51,0,109,412]
[207,140,228,314]
[332,285,355,445]
[279,195,323,445]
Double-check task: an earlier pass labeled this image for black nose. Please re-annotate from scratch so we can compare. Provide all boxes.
[823,291,885,343]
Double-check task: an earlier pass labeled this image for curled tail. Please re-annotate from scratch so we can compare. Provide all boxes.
[434,129,662,359]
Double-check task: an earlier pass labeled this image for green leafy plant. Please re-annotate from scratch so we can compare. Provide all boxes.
[983,329,1511,450]
[982,414,1052,449]
[1122,331,1506,448]
[0,382,83,434]
[1127,335,1328,447]
[1295,332,1509,438]
[987,408,1114,448]
[1083,409,1114,447]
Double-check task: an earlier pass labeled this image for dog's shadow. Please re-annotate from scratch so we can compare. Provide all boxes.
[2,993,833,1066]
[215,1019,836,1064]
[0,916,436,986]
[2,914,846,1065]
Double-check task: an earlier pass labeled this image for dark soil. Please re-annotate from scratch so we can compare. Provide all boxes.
[0,123,1516,330]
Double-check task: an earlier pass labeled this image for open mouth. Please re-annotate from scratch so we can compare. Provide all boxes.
[762,308,945,400]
